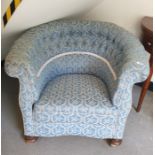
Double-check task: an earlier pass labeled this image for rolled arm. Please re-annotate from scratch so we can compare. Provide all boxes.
[4,33,43,135]
[4,32,42,106]
[120,46,150,81]
[109,45,150,111]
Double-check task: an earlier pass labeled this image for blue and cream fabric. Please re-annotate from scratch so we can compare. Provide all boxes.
[5,20,149,139]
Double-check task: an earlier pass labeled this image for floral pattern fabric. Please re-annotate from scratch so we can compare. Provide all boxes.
[5,20,149,139]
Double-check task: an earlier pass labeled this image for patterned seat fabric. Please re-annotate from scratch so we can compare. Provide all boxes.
[35,74,112,109]
[5,20,149,139]
[33,74,119,138]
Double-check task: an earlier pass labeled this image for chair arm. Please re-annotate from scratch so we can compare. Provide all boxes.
[5,64,41,107]
[108,46,150,111]
[4,36,42,135]
[4,33,40,105]
[119,45,150,81]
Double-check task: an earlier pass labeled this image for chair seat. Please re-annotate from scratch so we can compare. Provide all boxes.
[33,74,118,130]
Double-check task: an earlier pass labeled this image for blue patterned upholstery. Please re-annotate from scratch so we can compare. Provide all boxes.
[33,74,117,138]
[5,20,149,139]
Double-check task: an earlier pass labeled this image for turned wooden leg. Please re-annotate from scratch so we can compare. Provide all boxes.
[137,59,153,112]
[109,139,122,147]
[24,136,38,143]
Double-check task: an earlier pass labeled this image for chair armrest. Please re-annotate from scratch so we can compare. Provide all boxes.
[4,34,42,135]
[108,46,150,111]
[4,33,40,105]
[119,45,150,81]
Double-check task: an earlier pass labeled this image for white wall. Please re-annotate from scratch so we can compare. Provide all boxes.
[82,0,153,37]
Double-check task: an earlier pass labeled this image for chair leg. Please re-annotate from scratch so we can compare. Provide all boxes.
[24,136,38,143]
[109,139,122,147]
[136,62,153,112]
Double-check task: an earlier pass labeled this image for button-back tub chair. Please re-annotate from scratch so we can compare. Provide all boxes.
[5,20,149,146]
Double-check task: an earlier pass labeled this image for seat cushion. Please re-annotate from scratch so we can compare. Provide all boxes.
[34,74,112,115]
[33,74,118,137]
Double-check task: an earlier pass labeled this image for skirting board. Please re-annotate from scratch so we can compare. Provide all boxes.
[1,60,153,92]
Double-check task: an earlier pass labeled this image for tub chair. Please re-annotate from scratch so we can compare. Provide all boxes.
[5,20,149,146]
